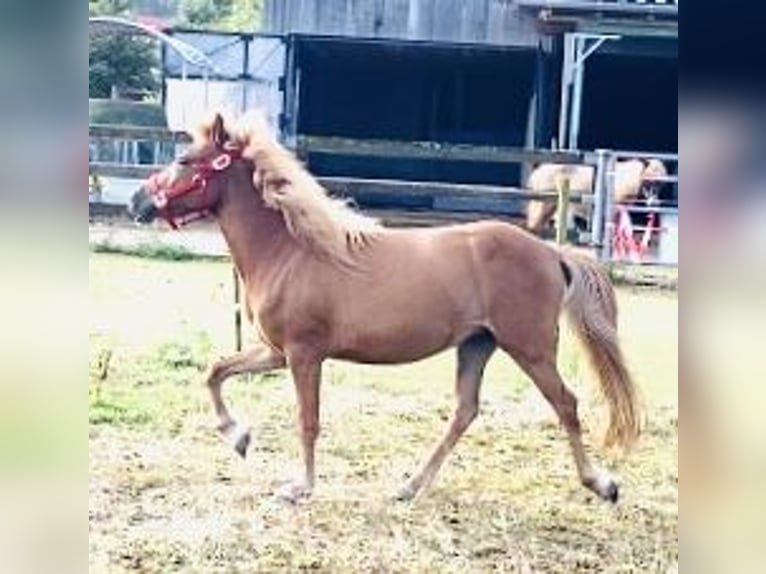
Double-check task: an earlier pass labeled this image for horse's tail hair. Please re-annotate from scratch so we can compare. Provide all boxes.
[559,248,641,450]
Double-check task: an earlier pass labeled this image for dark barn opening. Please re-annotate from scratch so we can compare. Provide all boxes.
[294,37,539,188]
[575,40,678,222]
[578,40,677,155]
[577,39,677,207]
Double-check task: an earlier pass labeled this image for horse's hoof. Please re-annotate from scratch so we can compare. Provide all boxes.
[220,422,251,458]
[584,473,619,503]
[596,475,619,503]
[275,481,312,504]
[233,430,251,459]
[605,481,619,504]
[394,484,417,502]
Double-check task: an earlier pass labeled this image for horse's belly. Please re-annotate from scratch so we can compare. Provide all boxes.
[328,289,480,364]
[329,328,454,364]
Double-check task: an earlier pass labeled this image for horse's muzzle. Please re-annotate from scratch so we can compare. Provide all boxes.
[129,187,159,224]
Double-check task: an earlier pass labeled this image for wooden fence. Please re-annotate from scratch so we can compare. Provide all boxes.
[89,125,590,227]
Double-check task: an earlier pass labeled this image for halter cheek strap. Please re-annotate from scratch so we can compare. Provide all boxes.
[145,148,242,229]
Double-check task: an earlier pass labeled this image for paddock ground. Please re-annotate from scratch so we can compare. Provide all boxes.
[89,252,677,573]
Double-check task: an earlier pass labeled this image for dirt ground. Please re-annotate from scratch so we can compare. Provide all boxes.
[89,253,678,573]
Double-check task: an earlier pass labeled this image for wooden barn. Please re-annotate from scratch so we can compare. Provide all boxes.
[262,0,677,194]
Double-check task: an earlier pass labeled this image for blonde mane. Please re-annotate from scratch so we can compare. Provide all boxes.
[225,110,381,263]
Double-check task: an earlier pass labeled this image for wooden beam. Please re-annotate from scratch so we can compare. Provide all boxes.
[89,163,156,179]
[89,126,592,168]
[297,135,587,165]
[320,176,588,205]
[89,125,191,143]
[87,167,590,219]
[88,200,526,228]
[88,202,129,220]
[368,209,523,228]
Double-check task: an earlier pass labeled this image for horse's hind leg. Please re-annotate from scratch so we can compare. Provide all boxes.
[526,200,558,235]
[396,329,496,501]
[206,344,286,457]
[512,354,619,502]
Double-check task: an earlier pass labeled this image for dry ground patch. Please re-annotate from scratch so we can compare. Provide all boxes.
[89,253,677,572]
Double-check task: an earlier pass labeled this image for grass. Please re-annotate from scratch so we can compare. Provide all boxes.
[89,252,678,573]
[609,264,678,290]
[90,241,209,262]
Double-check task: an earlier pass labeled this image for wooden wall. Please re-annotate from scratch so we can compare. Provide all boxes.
[264,0,540,47]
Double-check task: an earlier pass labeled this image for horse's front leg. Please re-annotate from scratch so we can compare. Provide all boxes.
[206,344,286,457]
[275,350,322,503]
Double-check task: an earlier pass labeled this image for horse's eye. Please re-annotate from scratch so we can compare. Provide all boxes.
[177,157,191,166]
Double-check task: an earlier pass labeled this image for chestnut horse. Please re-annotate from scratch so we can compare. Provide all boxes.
[526,158,668,235]
[130,111,639,503]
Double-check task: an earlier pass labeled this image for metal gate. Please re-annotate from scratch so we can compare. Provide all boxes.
[592,149,678,266]
[163,32,286,131]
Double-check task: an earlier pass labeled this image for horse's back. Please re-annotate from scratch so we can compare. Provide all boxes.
[402,220,565,314]
[527,163,595,193]
[375,219,557,273]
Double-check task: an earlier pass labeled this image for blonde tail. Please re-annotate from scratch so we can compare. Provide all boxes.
[560,248,641,450]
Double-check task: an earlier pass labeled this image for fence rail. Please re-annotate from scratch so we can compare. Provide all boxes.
[89,124,192,143]
[90,163,156,179]
[321,177,588,206]
[609,150,679,162]
[88,125,593,217]
[595,148,678,266]
[89,169,587,211]
[297,135,589,165]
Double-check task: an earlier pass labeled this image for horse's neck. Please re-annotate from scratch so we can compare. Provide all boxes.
[216,166,294,289]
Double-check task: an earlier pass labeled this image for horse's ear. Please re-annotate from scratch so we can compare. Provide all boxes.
[211,113,228,148]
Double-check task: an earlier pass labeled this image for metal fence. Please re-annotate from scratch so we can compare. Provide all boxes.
[592,149,678,266]
[162,30,285,131]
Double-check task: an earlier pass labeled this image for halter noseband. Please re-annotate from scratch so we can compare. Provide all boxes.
[145,145,242,229]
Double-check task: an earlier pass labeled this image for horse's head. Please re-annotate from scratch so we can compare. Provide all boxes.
[639,159,669,206]
[129,113,243,228]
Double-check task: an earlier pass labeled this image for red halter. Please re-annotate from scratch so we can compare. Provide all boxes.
[145,146,242,229]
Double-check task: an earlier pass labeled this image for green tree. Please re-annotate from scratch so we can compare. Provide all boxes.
[89,0,161,99]
[89,0,131,17]
[179,0,263,32]
[89,34,160,99]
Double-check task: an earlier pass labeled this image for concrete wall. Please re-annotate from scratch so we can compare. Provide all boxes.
[265,0,540,47]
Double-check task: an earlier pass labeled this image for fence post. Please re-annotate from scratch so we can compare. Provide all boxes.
[592,149,609,250]
[555,175,571,245]
[600,152,617,262]
[233,266,243,352]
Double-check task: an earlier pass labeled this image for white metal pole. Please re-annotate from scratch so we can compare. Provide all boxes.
[557,34,574,151]
[592,149,609,248]
[601,152,617,262]
[568,36,585,150]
